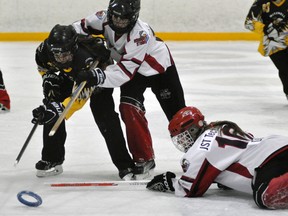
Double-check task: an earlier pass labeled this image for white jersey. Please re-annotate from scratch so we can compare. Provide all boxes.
[173,124,288,197]
[72,10,174,88]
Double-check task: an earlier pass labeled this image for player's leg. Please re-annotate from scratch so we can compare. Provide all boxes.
[270,49,288,100]
[90,88,135,180]
[253,149,288,209]
[151,65,186,121]
[120,74,155,176]
[0,69,10,111]
[36,121,66,177]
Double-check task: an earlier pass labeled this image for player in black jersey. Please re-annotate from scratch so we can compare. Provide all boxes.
[245,0,288,100]
[32,24,135,180]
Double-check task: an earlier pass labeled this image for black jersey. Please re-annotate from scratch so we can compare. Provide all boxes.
[245,0,288,56]
[35,38,102,119]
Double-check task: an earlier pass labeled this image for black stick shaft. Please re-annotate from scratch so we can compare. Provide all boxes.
[14,121,39,166]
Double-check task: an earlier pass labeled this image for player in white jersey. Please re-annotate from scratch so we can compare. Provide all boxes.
[146,106,288,209]
[73,0,186,177]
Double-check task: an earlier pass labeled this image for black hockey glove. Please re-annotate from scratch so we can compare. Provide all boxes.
[79,37,111,63]
[146,172,176,192]
[76,68,106,87]
[217,183,233,190]
[32,101,64,125]
[42,73,62,101]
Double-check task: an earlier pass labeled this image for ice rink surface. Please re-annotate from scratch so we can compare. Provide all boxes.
[0,41,287,215]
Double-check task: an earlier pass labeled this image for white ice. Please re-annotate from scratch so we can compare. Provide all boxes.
[0,41,287,216]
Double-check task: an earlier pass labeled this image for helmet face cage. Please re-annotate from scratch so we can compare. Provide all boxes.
[107,0,140,34]
[53,51,73,64]
[169,106,205,153]
[171,124,201,153]
[47,24,78,67]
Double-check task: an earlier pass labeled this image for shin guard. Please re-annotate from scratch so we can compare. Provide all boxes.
[0,89,10,110]
[120,102,154,162]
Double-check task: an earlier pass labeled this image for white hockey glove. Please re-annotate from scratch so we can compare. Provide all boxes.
[146,172,176,192]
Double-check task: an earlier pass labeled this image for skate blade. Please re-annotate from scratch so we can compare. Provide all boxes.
[36,165,63,177]
[134,169,154,180]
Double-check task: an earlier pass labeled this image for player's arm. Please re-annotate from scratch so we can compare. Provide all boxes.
[78,28,150,88]
[72,11,106,36]
[244,0,265,34]
[175,162,221,197]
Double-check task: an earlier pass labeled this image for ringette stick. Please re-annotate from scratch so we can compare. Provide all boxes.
[48,81,86,136]
[14,92,53,167]
[49,60,99,136]
[14,122,39,166]
[46,180,150,187]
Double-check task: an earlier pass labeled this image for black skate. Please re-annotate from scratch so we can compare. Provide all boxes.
[133,160,155,180]
[35,160,63,177]
[119,167,135,181]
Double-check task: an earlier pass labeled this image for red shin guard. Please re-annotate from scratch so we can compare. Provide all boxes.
[0,89,10,110]
[120,103,154,162]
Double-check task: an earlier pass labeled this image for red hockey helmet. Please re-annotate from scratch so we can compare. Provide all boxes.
[168,106,205,152]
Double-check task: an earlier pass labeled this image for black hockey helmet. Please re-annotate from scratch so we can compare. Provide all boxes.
[107,0,141,34]
[46,24,78,67]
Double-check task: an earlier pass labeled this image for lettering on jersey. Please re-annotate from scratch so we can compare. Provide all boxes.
[198,129,217,151]
[96,11,106,20]
[270,12,285,19]
[134,31,149,46]
[51,102,63,115]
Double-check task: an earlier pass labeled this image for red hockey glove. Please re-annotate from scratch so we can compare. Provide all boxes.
[146,172,176,192]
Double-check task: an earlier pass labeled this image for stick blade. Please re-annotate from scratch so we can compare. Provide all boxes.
[14,160,19,167]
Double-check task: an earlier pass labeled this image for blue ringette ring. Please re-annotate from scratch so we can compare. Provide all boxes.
[17,191,42,207]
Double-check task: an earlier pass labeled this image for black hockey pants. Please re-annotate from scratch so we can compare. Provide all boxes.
[41,88,134,171]
[270,48,288,95]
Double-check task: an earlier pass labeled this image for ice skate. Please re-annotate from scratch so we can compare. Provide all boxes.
[134,159,155,174]
[133,160,155,179]
[119,168,136,181]
[35,160,63,177]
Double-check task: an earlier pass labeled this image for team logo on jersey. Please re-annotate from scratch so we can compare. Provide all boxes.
[160,89,171,99]
[134,31,149,46]
[96,11,106,20]
[181,159,190,172]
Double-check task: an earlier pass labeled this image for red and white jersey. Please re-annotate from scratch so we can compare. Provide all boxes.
[72,10,174,88]
[173,124,288,197]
